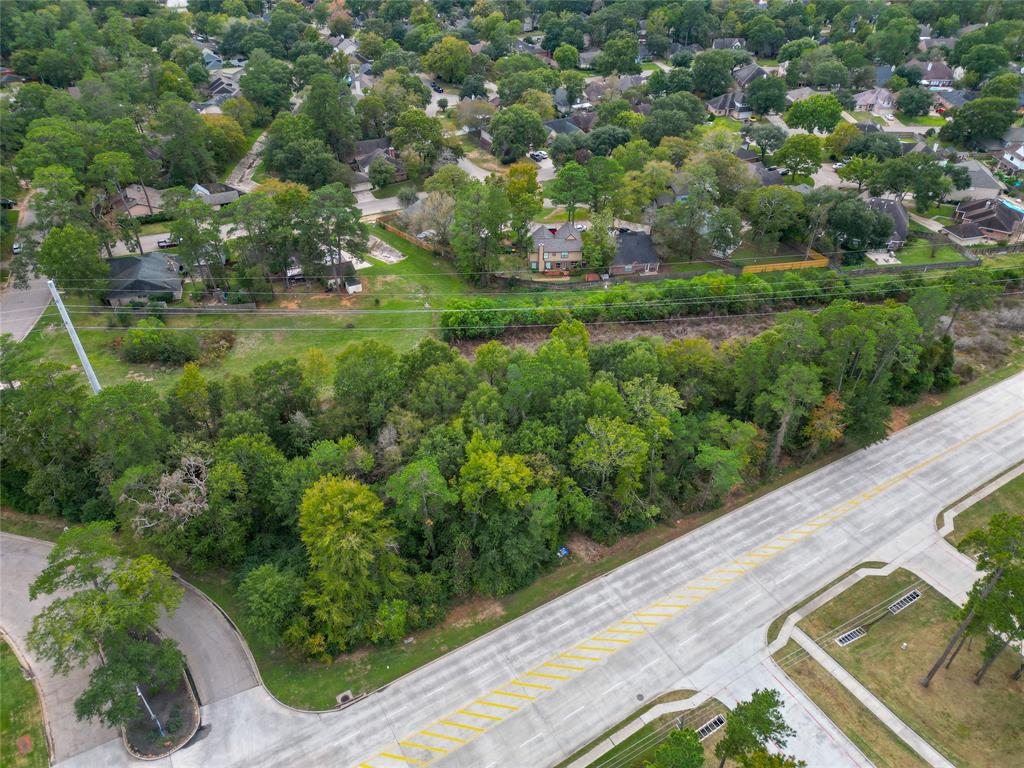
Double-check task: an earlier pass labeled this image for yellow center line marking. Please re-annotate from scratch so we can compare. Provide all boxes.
[475,699,519,711]
[379,753,427,765]
[491,689,535,700]
[604,628,644,634]
[560,653,600,661]
[457,709,502,722]
[359,764,376,768]
[621,620,660,626]
[510,680,551,690]
[398,741,448,754]
[439,720,485,733]
[419,731,466,744]
[527,671,569,680]
[543,662,585,671]
[576,645,618,653]
[592,636,632,644]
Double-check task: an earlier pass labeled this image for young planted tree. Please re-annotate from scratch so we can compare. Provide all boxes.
[715,689,795,768]
[28,523,185,729]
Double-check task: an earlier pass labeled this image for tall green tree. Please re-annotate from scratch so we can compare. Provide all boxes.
[300,182,367,286]
[35,225,108,299]
[303,73,358,160]
[547,161,592,225]
[450,179,510,285]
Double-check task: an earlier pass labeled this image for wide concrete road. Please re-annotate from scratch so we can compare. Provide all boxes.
[0,277,51,341]
[1,534,257,764]
[142,371,1023,768]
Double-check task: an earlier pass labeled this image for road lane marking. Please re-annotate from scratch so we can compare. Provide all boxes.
[603,680,626,694]
[561,705,585,721]
[633,612,673,618]
[592,636,632,644]
[439,720,485,733]
[419,731,465,744]
[398,741,448,755]
[457,709,502,722]
[527,671,569,680]
[715,568,746,575]
[351,407,1024,768]
[510,680,550,690]
[653,603,688,609]
[543,662,585,671]
[576,645,618,653]
[560,653,601,661]
[520,734,543,747]
[379,753,427,765]
[491,689,534,700]
[475,699,519,711]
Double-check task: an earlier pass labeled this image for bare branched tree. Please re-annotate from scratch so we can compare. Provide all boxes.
[120,456,210,534]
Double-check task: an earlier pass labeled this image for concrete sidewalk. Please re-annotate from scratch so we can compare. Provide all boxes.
[792,629,954,768]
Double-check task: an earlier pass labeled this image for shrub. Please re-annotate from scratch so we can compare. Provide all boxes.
[120,319,199,365]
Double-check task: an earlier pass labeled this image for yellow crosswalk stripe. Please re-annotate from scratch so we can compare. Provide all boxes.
[475,699,519,711]
[604,628,644,634]
[560,653,600,661]
[543,662,585,671]
[510,680,551,690]
[419,731,465,744]
[379,753,427,765]
[621,620,659,626]
[527,671,568,680]
[439,720,485,733]
[653,603,688,609]
[398,741,448,754]
[576,645,618,653]
[491,689,535,700]
[457,709,502,722]
[591,636,632,644]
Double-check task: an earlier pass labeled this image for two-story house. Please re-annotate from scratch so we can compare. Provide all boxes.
[530,223,584,272]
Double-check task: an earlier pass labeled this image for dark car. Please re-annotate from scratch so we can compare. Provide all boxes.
[157,238,179,249]
[430,81,443,93]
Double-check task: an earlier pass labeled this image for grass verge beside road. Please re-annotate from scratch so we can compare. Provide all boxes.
[796,570,1024,768]
[946,472,1024,548]
[0,641,49,768]
[774,640,928,768]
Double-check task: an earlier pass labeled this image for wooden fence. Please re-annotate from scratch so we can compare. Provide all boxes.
[742,255,830,274]
[376,218,440,254]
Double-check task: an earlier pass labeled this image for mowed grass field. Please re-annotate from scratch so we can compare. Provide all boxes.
[793,569,1023,768]
[0,642,49,768]
[946,473,1024,548]
[16,228,466,393]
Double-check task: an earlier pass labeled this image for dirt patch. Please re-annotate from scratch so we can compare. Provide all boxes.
[888,408,911,434]
[442,596,506,629]
[334,647,370,666]
[566,532,609,564]
[278,299,300,309]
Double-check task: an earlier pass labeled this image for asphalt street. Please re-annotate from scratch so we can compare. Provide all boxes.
[46,371,1021,768]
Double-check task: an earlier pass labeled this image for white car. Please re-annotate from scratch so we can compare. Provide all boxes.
[11,242,23,255]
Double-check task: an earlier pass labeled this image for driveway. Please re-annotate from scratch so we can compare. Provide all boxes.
[0,277,51,341]
[224,131,268,193]
[1,533,258,764]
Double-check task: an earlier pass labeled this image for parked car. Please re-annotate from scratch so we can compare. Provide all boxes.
[157,238,179,249]
[11,241,23,254]
[779,168,791,176]
[883,113,895,121]
[430,81,443,93]
[834,161,846,169]
[529,150,548,161]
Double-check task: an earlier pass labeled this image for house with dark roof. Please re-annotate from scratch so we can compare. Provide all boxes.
[571,111,598,133]
[545,117,583,140]
[706,91,752,120]
[751,161,784,186]
[712,38,746,50]
[875,65,896,87]
[908,59,954,88]
[530,222,583,271]
[785,86,818,107]
[733,63,767,88]
[866,198,909,250]
[106,252,183,306]
[351,138,406,180]
[578,50,600,70]
[944,199,1024,244]
[935,89,978,110]
[947,159,1004,201]
[611,231,660,275]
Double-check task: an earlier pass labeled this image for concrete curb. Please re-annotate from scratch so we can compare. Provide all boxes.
[0,626,57,763]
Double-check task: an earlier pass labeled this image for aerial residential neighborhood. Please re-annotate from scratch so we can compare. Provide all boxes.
[0,2,1021,768]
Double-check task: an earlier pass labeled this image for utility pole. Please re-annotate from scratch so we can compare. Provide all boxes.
[47,279,101,394]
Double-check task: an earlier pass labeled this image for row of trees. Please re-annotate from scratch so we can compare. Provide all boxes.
[3,283,989,658]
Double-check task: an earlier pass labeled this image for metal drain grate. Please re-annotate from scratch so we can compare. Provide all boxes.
[697,713,726,740]
[888,589,922,615]
[835,626,866,647]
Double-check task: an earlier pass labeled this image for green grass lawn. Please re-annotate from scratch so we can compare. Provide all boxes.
[17,229,467,393]
[641,62,661,72]
[946,474,1024,548]
[708,116,743,132]
[0,642,49,768]
[895,239,962,265]
[138,221,171,235]
[775,640,929,768]
[797,570,1024,768]
[896,113,946,127]
[915,203,955,219]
